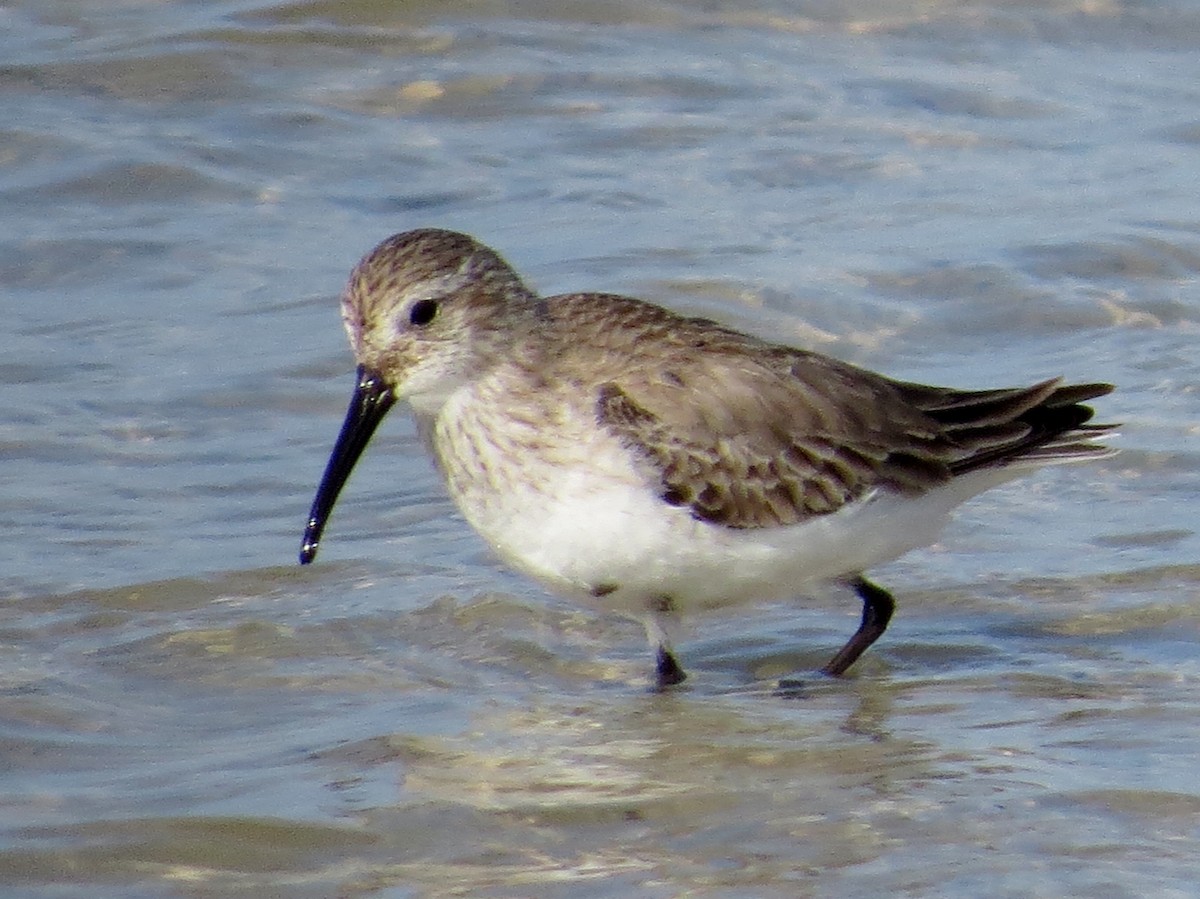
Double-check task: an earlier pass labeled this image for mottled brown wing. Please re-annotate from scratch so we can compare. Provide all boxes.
[558,290,1114,531]
[594,348,959,529]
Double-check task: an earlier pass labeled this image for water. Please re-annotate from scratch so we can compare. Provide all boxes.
[2,1,1198,895]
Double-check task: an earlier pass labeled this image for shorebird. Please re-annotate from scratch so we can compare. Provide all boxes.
[300,228,1115,688]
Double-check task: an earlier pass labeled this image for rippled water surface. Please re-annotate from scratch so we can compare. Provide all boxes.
[3,1,1199,896]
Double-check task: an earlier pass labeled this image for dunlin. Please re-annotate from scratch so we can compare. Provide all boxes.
[300,228,1115,688]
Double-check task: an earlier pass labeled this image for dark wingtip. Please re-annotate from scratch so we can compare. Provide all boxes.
[1046,381,1116,407]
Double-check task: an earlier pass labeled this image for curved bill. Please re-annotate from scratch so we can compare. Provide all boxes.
[299,365,396,564]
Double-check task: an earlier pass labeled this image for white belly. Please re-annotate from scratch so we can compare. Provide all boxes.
[422,389,1009,618]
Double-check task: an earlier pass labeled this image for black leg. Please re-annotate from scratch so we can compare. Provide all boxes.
[655,644,688,688]
[821,576,895,677]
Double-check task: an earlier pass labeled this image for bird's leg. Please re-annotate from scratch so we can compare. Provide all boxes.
[655,644,687,688]
[821,576,895,676]
[644,595,687,689]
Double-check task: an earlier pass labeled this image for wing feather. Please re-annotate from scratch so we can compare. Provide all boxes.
[550,291,1113,531]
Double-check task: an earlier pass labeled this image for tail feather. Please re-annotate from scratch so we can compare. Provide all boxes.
[898,378,1116,476]
[916,378,1061,426]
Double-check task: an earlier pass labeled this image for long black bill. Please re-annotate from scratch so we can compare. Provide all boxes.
[299,364,396,565]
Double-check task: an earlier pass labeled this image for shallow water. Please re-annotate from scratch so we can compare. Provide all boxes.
[2,0,1199,896]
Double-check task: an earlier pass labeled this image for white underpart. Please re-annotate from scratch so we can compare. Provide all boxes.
[415,376,1029,628]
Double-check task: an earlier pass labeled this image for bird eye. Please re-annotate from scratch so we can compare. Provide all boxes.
[408,299,438,327]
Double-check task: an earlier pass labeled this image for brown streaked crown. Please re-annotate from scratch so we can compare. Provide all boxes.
[339,229,539,386]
